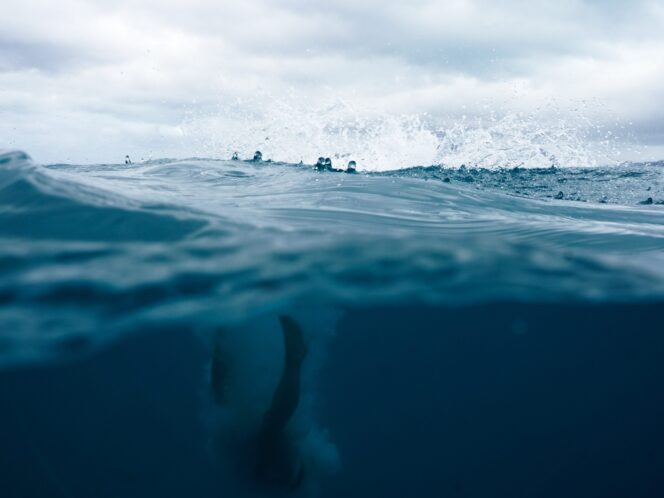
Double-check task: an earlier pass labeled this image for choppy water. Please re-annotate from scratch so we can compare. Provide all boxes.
[1,148,663,497]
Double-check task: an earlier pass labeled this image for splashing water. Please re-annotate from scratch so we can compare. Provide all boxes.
[180,94,628,170]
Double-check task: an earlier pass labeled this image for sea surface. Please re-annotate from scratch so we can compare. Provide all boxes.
[1,148,663,497]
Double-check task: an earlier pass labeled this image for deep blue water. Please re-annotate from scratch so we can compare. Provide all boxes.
[1,149,663,497]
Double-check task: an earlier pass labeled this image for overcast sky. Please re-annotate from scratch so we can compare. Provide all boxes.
[1,0,663,166]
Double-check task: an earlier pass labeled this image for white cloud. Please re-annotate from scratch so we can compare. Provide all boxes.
[1,0,663,165]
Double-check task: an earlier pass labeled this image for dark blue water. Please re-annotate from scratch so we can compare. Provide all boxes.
[1,149,663,497]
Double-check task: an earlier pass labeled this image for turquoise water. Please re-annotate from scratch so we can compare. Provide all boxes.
[1,149,663,496]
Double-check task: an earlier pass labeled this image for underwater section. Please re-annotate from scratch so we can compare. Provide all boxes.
[1,149,663,496]
[1,302,663,497]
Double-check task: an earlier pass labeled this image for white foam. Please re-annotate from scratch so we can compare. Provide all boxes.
[180,94,628,170]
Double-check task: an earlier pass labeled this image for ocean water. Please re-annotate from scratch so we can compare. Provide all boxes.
[1,148,663,497]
